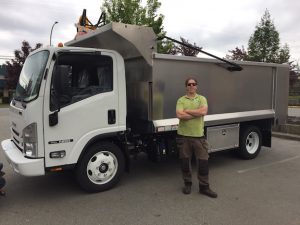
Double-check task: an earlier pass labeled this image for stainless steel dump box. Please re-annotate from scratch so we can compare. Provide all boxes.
[66,22,289,132]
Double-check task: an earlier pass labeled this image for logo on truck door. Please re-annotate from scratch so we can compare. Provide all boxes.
[48,139,74,144]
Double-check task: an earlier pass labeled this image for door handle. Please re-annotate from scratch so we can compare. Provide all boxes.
[108,109,116,124]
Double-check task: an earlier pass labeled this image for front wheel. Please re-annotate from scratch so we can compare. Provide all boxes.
[76,142,125,192]
[238,126,262,159]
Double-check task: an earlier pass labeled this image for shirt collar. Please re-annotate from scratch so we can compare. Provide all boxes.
[185,94,199,99]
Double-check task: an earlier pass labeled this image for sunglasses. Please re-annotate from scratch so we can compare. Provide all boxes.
[187,83,197,87]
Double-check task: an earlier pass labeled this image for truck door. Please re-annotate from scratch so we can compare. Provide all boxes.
[43,52,119,168]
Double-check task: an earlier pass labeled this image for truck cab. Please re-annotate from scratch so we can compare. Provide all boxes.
[2,47,127,191]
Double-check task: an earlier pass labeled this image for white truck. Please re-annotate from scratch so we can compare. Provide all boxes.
[1,23,289,192]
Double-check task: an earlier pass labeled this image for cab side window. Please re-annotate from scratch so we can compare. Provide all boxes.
[50,54,113,111]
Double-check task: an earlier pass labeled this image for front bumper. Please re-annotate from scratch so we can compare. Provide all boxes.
[1,139,45,176]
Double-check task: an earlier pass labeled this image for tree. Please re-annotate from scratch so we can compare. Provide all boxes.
[101,0,172,53]
[248,9,286,63]
[5,41,42,89]
[289,61,300,88]
[278,43,290,64]
[227,9,290,64]
[226,46,248,61]
[169,37,200,56]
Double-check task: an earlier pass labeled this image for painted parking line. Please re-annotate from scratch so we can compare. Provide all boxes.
[237,155,300,174]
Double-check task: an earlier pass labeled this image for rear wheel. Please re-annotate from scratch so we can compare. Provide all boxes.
[76,142,125,192]
[238,126,262,159]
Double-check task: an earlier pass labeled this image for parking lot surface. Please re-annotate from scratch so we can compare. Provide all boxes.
[0,108,300,225]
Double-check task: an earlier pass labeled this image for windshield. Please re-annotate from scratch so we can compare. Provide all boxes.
[15,50,49,102]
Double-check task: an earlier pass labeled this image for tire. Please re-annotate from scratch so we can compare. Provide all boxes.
[76,142,125,192]
[238,126,262,160]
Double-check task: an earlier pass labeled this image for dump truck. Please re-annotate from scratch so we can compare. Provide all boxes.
[1,23,289,192]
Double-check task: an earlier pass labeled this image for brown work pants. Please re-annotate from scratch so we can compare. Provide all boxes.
[176,135,210,187]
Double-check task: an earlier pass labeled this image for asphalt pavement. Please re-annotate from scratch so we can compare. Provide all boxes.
[1,108,300,225]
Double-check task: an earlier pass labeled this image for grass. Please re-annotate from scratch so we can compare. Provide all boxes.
[289,96,300,99]
[0,103,9,108]
[289,96,300,107]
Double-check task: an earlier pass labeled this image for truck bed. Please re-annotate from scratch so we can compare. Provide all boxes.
[66,22,289,133]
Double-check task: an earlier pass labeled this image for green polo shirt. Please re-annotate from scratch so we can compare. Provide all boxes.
[176,94,207,137]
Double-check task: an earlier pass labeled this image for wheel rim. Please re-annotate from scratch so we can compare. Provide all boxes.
[245,132,259,154]
[87,151,118,185]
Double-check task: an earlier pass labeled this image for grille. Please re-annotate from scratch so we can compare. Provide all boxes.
[11,128,23,153]
[12,128,20,136]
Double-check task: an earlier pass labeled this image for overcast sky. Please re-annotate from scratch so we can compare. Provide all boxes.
[1,0,300,64]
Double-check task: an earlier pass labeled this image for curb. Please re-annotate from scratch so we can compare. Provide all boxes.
[272,132,300,142]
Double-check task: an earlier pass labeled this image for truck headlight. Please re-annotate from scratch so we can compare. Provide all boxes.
[23,123,38,158]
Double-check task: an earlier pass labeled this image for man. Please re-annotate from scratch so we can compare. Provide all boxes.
[176,77,217,198]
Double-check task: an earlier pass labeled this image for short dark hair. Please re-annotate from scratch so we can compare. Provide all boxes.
[185,77,198,86]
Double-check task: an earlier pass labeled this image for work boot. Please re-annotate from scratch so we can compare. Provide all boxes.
[182,182,192,194]
[199,185,218,198]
